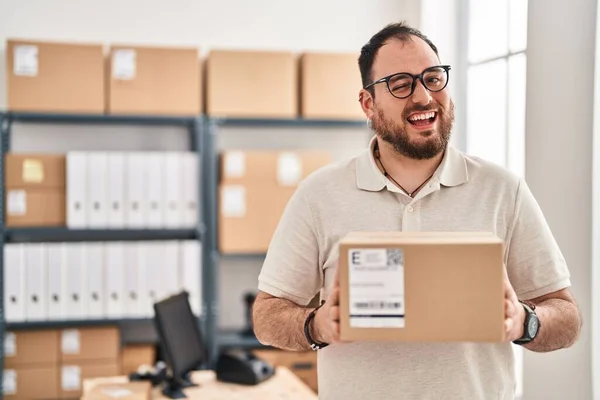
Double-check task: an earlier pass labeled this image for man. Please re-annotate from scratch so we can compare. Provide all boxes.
[252,22,582,399]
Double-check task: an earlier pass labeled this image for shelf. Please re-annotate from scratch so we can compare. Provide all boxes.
[6,318,154,330]
[217,329,269,350]
[210,117,367,128]
[0,111,198,127]
[4,227,201,243]
[219,253,266,259]
[0,113,367,129]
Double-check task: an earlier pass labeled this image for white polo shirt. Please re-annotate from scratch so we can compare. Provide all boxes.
[258,137,571,400]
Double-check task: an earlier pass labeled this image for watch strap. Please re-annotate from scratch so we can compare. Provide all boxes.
[512,300,539,345]
[304,300,329,350]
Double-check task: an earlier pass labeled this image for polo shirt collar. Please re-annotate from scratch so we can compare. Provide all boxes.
[356,136,469,192]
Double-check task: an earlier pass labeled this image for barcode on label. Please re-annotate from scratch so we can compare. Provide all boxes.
[386,249,403,266]
[353,301,403,309]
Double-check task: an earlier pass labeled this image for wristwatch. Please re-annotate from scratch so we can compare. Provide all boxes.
[304,300,329,350]
[513,301,540,345]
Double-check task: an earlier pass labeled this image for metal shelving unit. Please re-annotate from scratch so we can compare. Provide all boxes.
[4,227,201,243]
[206,117,367,356]
[0,112,368,387]
[0,112,213,392]
[5,318,153,330]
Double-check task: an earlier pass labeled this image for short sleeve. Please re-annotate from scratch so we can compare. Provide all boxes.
[506,178,571,300]
[257,183,322,306]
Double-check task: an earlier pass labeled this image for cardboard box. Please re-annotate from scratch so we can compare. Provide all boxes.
[5,154,66,188]
[218,151,331,253]
[206,50,297,118]
[121,344,156,375]
[301,52,364,120]
[5,154,67,227]
[219,184,296,253]
[4,365,59,400]
[60,327,120,362]
[220,150,331,185]
[108,45,201,116]
[82,381,151,400]
[4,330,60,367]
[339,232,505,342]
[59,361,120,399]
[253,349,317,393]
[5,188,66,227]
[7,39,105,113]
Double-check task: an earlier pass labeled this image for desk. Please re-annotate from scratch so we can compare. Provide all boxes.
[83,367,318,400]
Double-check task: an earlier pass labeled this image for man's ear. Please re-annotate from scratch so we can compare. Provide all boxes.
[359,89,375,120]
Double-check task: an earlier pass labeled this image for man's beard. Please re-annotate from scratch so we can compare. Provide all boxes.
[371,100,455,160]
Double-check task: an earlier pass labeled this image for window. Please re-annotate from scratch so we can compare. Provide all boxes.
[465,0,528,177]
[464,1,528,397]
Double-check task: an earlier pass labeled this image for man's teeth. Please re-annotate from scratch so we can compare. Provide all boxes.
[409,112,436,121]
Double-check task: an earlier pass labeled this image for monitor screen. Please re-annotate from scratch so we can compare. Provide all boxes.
[153,291,206,380]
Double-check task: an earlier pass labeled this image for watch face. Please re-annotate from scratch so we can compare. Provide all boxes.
[528,317,539,337]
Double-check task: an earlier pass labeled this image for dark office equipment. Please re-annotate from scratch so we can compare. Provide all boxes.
[129,361,167,387]
[153,291,208,399]
[215,348,275,385]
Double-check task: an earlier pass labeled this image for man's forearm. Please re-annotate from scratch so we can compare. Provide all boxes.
[524,298,582,352]
[253,295,315,351]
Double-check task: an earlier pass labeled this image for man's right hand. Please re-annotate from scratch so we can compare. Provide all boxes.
[311,266,342,345]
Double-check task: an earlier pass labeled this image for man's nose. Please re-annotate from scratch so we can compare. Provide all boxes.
[410,80,432,105]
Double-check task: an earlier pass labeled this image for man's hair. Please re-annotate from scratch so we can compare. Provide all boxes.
[359,22,439,95]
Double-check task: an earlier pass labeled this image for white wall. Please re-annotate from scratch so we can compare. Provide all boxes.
[525,0,595,398]
[592,0,600,397]
[0,0,421,330]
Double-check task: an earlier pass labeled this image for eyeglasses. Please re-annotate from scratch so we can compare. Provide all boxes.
[364,65,451,99]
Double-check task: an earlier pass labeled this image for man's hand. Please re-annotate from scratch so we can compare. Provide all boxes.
[311,266,343,345]
[503,267,526,342]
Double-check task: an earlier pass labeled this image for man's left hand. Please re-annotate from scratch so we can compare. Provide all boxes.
[503,267,526,342]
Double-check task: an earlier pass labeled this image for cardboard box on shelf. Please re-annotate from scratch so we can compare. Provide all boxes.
[108,45,201,116]
[5,154,66,188]
[219,151,331,185]
[121,344,156,375]
[59,361,120,399]
[206,50,297,118]
[4,365,59,400]
[301,52,364,120]
[218,150,331,253]
[253,349,318,393]
[6,39,105,113]
[60,327,120,363]
[338,231,505,342]
[4,329,60,367]
[5,188,66,227]
[5,154,67,227]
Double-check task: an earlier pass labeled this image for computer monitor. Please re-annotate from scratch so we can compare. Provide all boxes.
[153,291,207,399]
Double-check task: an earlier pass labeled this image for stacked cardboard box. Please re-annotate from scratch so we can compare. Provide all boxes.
[4,327,121,399]
[7,38,364,120]
[58,326,121,399]
[6,40,105,114]
[107,45,201,116]
[218,150,331,253]
[300,52,364,120]
[4,330,60,399]
[5,154,66,227]
[206,50,297,118]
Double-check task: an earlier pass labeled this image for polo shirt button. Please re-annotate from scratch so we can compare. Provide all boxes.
[407,206,414,213]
